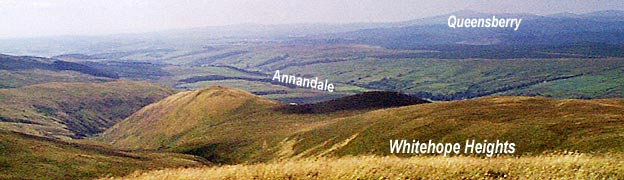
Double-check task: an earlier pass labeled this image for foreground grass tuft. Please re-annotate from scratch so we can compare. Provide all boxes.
[106,154,623,179]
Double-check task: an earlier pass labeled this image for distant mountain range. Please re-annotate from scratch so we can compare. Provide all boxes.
[302,10,624,57]
[1,10,622,57]
[148,9,624,45]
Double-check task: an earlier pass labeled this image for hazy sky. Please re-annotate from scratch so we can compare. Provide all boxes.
[1,0,622,38]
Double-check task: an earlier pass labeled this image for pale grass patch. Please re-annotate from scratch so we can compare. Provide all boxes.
[317,133,359,157]
[103,154,623,180]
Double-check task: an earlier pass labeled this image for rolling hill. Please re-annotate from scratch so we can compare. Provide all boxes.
[0,80,174,139]
[100,85,280,150]
[100,86,429,163]
[100,86,624,165]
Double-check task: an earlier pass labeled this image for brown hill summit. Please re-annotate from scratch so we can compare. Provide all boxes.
[100,86,281,150]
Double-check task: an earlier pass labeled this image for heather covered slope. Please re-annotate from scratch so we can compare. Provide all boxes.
[100,86,624,164]
[0,80,174,139]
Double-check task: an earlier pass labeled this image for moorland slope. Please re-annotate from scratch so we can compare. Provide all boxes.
[101,86,624,164]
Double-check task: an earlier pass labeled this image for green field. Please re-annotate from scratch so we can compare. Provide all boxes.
[106,45,624,101]
[5,44,624,103]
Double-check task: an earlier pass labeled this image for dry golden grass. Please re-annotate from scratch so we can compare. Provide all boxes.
[105,154,623,180]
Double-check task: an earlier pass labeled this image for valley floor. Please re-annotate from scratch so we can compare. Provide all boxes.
[105,153,623,180]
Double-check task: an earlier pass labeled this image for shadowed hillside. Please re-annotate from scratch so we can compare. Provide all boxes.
[0,80,174,139]
[281,91,430,113]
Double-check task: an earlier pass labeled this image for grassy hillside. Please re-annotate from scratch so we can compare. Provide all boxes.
[0,80,174,139]
[100,86,429,163]
[0,130,206,180]
[101,86,279,148]
[286,96,624,158]
[100,86,368,164]
[100,86,624,165]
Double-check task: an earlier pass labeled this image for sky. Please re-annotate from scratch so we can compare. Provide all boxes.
[1,0,623,38]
